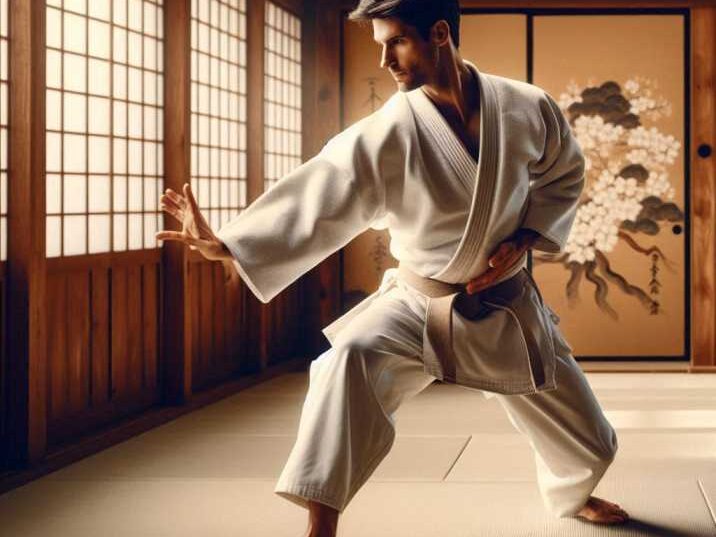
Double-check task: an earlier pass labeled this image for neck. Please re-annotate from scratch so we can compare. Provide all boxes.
[421,52,478,124]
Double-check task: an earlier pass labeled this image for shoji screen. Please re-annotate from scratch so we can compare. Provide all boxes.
[0,0,6,261]
[45,0,164,257]
[263,1,301,191]
[190,0,247,232]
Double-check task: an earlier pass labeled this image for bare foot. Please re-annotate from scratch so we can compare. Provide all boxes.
[576,496,629,524]
[302,500,339,537]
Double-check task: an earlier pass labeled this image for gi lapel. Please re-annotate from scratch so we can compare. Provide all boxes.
[406,85,477,197]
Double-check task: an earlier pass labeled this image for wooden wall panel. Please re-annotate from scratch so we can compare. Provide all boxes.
[142,264,159,392]
[45,261,162,447]
[90,268,110,407]
[66,272,90,415]
[47,273,67,423]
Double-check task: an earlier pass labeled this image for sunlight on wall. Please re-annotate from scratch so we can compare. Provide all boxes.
[45,0,164,257]
[190,0,248,232]
[263,1,301,191]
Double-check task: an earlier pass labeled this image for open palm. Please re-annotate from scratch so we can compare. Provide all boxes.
[156,183,229,261]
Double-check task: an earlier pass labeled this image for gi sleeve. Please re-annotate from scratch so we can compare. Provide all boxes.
[521,91,586,254]
[215,137,385,304]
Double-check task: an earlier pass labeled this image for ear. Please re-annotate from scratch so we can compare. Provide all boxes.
[431,20,451,48]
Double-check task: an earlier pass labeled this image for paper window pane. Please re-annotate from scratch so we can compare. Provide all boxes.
[143,71,157,105]
[1,83,7,126]
[113,175,127,211]
[128,67,142,102]
[144,36,157,71]
[47,132,62,172]
[88,20,111,60]
[127,0,143,32]
[46,174,62,214]
[64,0,87,15]
[46,216,62,257]
[113,213,127,250]
[113,101,127,137]
[64,92,87,133]
[64,53,87,93]
[144,141,157,175]
[46,90,62,131]
[0,172,5,214]
[113,27,127,63]
[89,0,111,21]
[128,31,142,67]
[143,213,157,248]
[63,134,87,173]
[88,59,110,97]
[46,50,62,89]
[88,214,111,253]
[64,12,87,54]
[128,103,142,138]
[113,0,128,26]
[88,97,111,135]
[144,2,157,36]
[128,213,142,249]
[143,175,157,211]
[46,8,62,49]
[64,215,87,255]
[128,176,142,211]
[88,136,110,173]
[64,174,86,213]
[89,175,111,212]
[127,142,142,176]
[144,106,156,140]
[113,64,127,99]
[113,138,127,174]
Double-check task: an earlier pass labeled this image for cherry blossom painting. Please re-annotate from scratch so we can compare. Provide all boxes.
[533,77,683,319]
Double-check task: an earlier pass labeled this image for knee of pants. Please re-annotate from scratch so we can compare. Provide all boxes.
[595,423,618,465]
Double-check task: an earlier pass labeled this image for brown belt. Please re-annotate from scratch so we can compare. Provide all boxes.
[397,263,546,388]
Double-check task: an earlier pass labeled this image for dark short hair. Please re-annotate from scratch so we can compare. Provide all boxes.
[348,0,461,48]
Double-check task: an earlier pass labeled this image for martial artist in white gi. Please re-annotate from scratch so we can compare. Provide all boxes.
[158,1,630,534]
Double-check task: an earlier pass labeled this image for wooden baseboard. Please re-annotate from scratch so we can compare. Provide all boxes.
[0,356,310,496]
[688,366,716,373]
[580,361,690,373]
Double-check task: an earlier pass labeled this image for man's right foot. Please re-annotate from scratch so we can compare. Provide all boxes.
[576,496,629,524]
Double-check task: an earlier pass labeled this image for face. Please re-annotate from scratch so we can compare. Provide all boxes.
[372,17,436,92]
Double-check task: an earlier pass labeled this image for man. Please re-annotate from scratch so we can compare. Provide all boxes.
[157,1,630,535]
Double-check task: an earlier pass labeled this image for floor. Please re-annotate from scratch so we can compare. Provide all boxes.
[0,370,715,536]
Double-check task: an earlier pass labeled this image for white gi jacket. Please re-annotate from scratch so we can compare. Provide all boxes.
[216,61,586,395]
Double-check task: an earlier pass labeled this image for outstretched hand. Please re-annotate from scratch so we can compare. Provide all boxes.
[465,228,540,294]
[156,183,231,262]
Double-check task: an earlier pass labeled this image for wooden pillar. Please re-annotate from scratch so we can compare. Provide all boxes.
[161,0,193,403]
[245,0,268,367]
[300,0,345,356]
[5,0,47,466]
[690,6,716,371]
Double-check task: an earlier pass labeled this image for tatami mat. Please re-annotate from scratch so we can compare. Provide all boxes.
[1,371,715,536]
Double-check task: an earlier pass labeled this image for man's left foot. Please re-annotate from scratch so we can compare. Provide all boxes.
[576,496,629,524]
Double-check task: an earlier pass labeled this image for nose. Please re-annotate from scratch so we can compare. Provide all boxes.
[380,45,394,70]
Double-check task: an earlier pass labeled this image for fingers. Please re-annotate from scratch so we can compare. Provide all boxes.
[155,231,202,248]
[488,242,513,268]
[163,188,187,209]
[183,183,201,217]
[159,200,183,221]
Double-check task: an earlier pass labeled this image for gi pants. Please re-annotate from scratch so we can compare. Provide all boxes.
[274,278,618,517]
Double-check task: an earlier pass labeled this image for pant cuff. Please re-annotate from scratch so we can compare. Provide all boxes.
[274,483,345,513]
